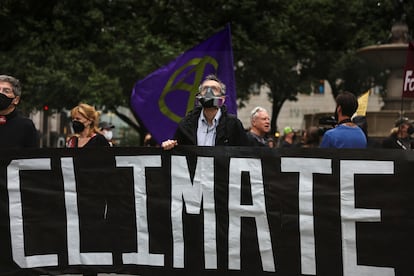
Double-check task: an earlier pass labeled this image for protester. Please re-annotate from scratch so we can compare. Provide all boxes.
[246,106,270,146]
[382,117,414,149]
[99,121,115,146]
[66,103,110,148]
[319,91,367,148]
[161,74,249,149]
[267,137,276,148]
[279,126,295,148]
[299,126,321,148]
[0,75,38,148]
[67,103,112,276]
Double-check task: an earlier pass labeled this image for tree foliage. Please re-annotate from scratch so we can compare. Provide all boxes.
[0,0,413,137]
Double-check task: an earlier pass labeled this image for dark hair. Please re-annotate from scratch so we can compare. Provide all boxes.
[304,126,320,147]
[336,91,358,117]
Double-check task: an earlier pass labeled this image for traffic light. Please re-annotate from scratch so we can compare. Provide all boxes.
[43,105,49,111]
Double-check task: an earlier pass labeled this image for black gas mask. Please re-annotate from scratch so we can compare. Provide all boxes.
[196,87,224,108]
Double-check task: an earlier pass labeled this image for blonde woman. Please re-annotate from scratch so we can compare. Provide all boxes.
[66,103,110,148]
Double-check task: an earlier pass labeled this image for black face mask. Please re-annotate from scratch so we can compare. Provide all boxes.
[0,93,14,111]
[72,120,85,133]
[196,87,224,108]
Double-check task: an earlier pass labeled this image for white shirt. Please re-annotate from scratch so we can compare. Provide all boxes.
[197,108,222,146]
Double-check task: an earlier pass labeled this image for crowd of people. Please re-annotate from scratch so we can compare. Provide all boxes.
[1,74,413,150]
[0,74,117,150]
[0,74,411,276]
[245,91,414,150]
[159,75,411,150]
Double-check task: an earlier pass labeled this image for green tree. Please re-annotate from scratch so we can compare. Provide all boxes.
[1,0,413,141]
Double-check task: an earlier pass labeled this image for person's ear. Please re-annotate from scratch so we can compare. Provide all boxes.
[12,96,20,106]
[251,118,256,127]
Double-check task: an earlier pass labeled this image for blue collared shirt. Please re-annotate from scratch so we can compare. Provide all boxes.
[197,109,222,146]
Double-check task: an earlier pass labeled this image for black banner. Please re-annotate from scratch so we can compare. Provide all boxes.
[0,147,413,276]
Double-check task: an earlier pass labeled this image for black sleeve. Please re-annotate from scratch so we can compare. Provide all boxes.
[87,134,111,147]
[225,116,250,146]
[23,119,39,148]
[234,119,250,146]
[382,137,394,149]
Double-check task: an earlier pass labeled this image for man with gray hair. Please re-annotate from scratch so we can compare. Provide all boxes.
[247,106,270,146]
[162,74,249,149]
[0,75,38,148]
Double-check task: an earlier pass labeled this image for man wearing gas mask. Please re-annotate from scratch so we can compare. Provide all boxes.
[0,75,38,148]
[162,74,249,149]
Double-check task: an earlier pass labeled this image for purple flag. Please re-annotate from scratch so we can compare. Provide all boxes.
[130,24,236,144]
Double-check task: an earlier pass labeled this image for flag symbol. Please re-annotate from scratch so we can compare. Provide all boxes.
[131,24,236,144]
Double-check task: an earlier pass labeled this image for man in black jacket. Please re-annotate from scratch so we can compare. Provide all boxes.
[162,74,249,149]
[0,75,38,148]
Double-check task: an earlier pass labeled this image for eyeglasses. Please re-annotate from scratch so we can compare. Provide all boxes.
[200,85,222,95]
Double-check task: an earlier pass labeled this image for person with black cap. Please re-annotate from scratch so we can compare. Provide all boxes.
[99,121,115,146]
[161,74,249,149]
[0,75,38,148]
[382,117,414,149]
